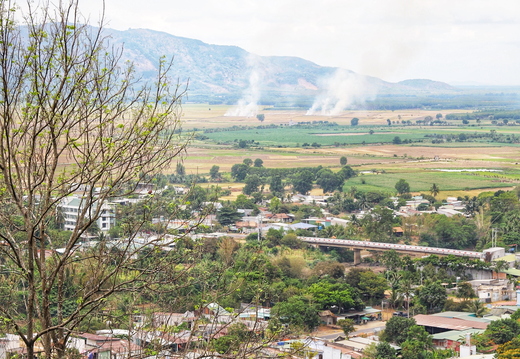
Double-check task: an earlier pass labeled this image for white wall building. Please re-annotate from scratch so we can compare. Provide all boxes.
[59,196,116,232]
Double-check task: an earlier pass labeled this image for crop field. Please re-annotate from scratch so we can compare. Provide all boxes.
[178,106,520,196]
[344,170,518,194]
[180,105,471,129]
[202,126,429,147]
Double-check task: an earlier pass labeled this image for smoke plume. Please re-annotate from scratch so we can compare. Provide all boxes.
[225,56,261,117]
[306,69,377,116]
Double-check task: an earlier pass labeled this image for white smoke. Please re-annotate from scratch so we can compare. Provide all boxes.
[306,69,377,116]
[225,56,261,117]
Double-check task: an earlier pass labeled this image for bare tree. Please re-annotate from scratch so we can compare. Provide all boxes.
[0,1,191,357]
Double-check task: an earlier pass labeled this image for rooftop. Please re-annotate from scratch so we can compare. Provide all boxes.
[414,314,489,331]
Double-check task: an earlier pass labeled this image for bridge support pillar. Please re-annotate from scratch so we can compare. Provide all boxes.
[353,249,362,265]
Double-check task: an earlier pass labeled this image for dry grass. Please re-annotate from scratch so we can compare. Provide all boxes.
[180,105,468,129]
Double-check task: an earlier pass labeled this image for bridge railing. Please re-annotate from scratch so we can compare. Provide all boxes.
[299,236,483,259]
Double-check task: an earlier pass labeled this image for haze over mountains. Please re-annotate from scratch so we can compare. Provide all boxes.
[104,27,461,113]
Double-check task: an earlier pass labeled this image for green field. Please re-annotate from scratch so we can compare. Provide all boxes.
[201,124,520,147]
[203,126,429,146]
[344,170,518,193]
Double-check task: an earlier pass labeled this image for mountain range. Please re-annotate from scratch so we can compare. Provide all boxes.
[103,28,459,106]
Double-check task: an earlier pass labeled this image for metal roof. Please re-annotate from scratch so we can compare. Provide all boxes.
[414,314,489,330]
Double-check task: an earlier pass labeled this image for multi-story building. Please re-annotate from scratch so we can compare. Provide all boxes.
[59,196,116,232]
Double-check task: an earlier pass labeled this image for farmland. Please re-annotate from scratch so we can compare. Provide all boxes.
[179,105,520,197]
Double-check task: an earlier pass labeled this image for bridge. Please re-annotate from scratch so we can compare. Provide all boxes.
[299,237,484,265]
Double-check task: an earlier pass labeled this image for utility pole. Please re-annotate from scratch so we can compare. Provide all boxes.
[491,228,499,247]
[257,213,262,241]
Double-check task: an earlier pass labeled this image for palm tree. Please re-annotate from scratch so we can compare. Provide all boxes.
[430,183,440,198]
[465,299,488,318]
[399,277,414,318]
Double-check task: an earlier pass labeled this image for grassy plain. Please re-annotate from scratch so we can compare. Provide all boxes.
[180,105,520,198]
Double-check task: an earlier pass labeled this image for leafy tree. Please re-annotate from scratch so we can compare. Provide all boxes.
[254,158,264,167]
[400,325,434,359]
[362,206,396,242]
[351,118,359,126]
[209,165,221,180]
[272,296,320,330]
[316,169,342,193]
[234,194,258,209]
[307,282,358,312]
[231,163,249,181]
[337,318,355,338]
[269,175,284,197]
[280,232,305,249]
[0,3,190,358]
[357,271,388,303]
[395,179,410,195]
[338,165,357,180]
[243,174,263,195]
[269,196,282,214]
[176,162,186,176]
[465,299,488,318]
[374,342,398,359]
[392,136,402,144]
[381,316,416,345]
[243,158,253,167]
[486,318,520,344]
[430,183,440,197]
[212,322,250,354]
[340,156,347,165]
[496,337,520,359]
[292,170,314,194]
[217,206,243,226]
[312,260,345,279]
[456,282,476,300]
[510,308,520,321]
[238,139,248,148]
[256,114,265,122]
[436,113,443,120]
[265,227,283,246]
[417,281,447,313]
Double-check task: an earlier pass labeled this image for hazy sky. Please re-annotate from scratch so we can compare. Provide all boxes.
[80,0,520,86]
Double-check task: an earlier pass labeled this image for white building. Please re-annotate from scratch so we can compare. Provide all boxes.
[59,196,116,232]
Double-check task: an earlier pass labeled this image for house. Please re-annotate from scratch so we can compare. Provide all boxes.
[197,303,233,324]
[133,330,194,353]
[468,279,515,303]
[436,207,465,217]
[152,312,197,329]
[0,334,43,359]
[319,310,337,325]
[58,196,115,232]
[392,227,404,237]
[273,338,355,359]
[302,217,331,228]
[68,332,142,359]
[338,307,381,324]
[431,328,483,352]
[330,217,350,227]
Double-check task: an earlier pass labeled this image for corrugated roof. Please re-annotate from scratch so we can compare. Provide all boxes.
[432,328,484,341]
[503,268,520,276]
[431,311,494,323]
[414,314,489,330]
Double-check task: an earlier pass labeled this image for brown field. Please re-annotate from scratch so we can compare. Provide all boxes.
[180,105,469,129]
[183,143,520,175]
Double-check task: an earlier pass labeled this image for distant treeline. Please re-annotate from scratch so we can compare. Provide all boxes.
[446,109,520,121]
[196,93,520,111]
[199,121,338,134]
